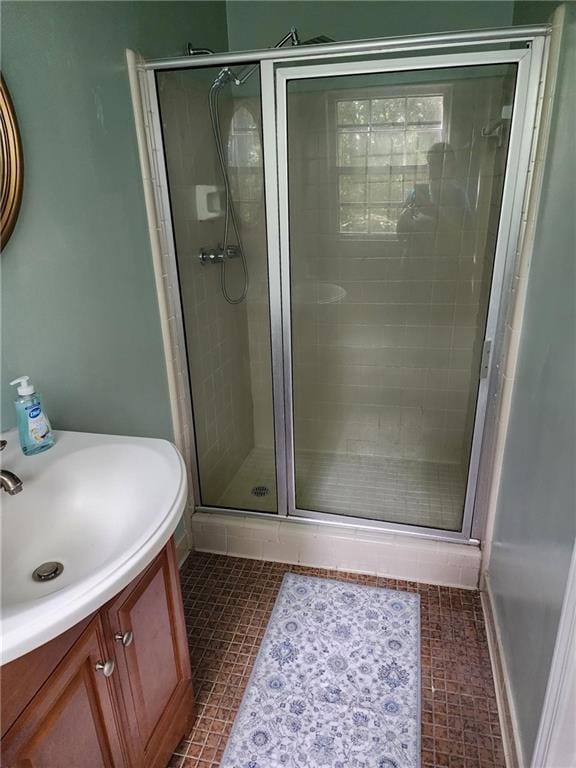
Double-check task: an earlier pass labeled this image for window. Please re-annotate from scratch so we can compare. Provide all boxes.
[227,105,263,225]
[336,94,445,235]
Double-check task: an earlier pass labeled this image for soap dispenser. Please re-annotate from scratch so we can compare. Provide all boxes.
[10,376,55,455]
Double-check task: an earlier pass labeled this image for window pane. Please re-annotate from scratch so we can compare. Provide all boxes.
[337,100,370,125]
[402,179,414,200]
[369,207,396,233]
[371,98,406,125]
[406,95,443,125]
[339,176,367,203]
[236,202,259,225]
[335,91,445,236]
[338,132,368,166]
[404,132,419,167]
[240,171,262,201]
[368,180,390,203]
[390,174,404,201]
[417,129,443,160]
[228,134,261,167]
[416,166,429,183]
[405,130,419,155]
[390,132,406,154]
[368,132,393,166]
[231,105,258,131]
[340,205,368,233]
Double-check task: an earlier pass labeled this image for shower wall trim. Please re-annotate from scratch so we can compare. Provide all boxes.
[472,34,549,543]
[478,5,563,570]
[126,49,200,555]
[142,65,202,509]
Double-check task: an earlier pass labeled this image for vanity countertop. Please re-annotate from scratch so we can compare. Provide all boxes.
[0,429,187,664]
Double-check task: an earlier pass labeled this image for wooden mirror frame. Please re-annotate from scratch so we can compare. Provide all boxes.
[1,76,24,247]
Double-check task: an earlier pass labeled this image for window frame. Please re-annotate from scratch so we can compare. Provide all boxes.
[326,83,453,241]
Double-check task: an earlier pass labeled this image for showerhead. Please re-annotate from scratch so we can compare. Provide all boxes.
[211,26,303,90]
[211,67,236,91]
[300,35,335,45]
[209,29,335,91]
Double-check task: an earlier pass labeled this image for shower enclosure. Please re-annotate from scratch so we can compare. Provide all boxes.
[138,26,546,542]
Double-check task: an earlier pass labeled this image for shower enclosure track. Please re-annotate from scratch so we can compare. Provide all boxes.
[143,26,548,70]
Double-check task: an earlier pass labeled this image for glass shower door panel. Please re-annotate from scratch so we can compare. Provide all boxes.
[286,63,517,530]
[157,67,277,513]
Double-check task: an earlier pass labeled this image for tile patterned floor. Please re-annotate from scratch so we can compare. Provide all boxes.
[218,447,465,530]
[169,552,505,768]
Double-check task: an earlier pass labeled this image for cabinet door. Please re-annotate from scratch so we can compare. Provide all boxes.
[1,616,126,768]
[103,540,194,768]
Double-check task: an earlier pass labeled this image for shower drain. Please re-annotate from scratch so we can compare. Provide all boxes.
[251,485,270,498]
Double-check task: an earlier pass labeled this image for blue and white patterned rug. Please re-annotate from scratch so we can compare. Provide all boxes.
[220,573,421,768]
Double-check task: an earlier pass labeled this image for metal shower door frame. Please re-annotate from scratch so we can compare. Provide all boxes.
[265,42,546,541]
[139,27,547,543]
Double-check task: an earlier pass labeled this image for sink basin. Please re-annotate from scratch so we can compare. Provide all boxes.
[0,430,187,664]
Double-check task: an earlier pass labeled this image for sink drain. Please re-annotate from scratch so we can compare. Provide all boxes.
[251,485,270,498]
[32,561,64,582]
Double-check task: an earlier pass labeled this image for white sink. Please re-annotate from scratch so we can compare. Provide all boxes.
[0,430,187,664]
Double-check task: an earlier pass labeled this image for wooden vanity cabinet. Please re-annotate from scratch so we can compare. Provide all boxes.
[1,614,126,767]
[1,539,195,768]
[101,540,195,766]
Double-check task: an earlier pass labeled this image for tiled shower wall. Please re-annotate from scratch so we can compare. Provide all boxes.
[288,74,512,466]
[159,72,256,504]
[235,94,276,451]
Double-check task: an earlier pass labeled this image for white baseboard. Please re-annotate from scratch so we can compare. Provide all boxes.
[481,576,524,768]
[531,544,576,768]
[191,512,481,589]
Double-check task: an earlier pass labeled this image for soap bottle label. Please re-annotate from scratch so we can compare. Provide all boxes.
[25,403,52,443]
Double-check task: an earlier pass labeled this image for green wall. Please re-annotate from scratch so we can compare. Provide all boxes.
[490,4,576,763]
[0,1,228,436]
[225,0,515,50]
[0,1,555,437]
[513,0,564,24]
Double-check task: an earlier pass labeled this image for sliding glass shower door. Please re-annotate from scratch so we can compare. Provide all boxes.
[145,32,542,540]
[276,54,521,532]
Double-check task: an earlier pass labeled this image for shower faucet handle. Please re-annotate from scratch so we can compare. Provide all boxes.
[198,245,241,265]
[198,247,219,264]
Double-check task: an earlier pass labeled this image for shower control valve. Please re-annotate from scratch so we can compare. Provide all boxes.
[198,245,242,265]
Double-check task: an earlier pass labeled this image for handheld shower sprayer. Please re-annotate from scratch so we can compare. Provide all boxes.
[205,26,301,304]
[199,26,334,304]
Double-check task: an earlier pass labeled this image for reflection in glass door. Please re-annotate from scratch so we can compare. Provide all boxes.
[280,60,518,531]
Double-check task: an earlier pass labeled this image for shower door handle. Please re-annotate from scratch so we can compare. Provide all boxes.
[479,340,492,379]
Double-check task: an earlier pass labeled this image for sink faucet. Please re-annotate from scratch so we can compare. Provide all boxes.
[0,440,23,495]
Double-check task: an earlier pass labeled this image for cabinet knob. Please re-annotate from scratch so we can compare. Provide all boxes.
[114,630,134,647]
[95,659,115,677]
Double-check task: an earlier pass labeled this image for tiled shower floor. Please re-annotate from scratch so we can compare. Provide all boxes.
[218,447,466,530]
[169,552,505,768]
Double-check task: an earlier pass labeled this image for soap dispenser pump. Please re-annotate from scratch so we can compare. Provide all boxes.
[10,376,55,455]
